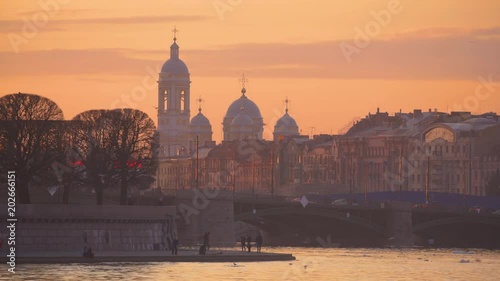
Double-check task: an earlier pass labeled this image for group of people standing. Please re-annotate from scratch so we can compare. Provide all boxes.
[240,233,263,253]
[165,231,264,256]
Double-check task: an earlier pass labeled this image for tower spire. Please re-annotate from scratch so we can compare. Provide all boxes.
[240,74,248,96]
[172,26,178,42]
[285,97,289,114]
[197,96,203,113]
[170,26,180,59]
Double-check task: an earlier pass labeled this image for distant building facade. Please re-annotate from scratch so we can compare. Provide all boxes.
[336,109,500,196]
[154,33,500,197]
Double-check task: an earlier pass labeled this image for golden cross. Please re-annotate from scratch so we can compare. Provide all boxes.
[172,26,179,41]
[197,96,203,112]
[240,73,248,89]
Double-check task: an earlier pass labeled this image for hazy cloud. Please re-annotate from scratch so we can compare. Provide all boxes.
[15,8,105,17]
[77,77,122,83]
[186,27,500,80]
[0,49,158,76]
[2,27,499,80]
[390,26,500,39]
[0,15,208,33]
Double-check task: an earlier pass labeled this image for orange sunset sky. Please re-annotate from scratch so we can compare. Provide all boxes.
[1,0,499,141]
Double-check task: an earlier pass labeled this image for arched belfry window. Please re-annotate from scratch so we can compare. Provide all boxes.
[180,90,185,112]
[163,90,168,113]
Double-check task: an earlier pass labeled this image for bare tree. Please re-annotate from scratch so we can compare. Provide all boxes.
[107,108,157,205]
[50,120,87,204]
[0,93,64,204]
[72,110,117,205]
[70,109,157,205]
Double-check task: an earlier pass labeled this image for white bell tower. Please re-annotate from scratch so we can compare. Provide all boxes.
[158,27,191,157]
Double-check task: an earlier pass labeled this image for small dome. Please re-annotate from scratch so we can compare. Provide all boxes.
[161,58,189,74]
[273,98,299,139]
[231,110,253,126]
[276,113,298,128]
[225,89,262,120]
[190,112,211,127]
[274,112,299,138]
[161,41,189,74]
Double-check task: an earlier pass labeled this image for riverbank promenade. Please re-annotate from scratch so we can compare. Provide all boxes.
[3,248,296,264]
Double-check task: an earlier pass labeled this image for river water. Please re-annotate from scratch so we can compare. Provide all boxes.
[2,247,499,281]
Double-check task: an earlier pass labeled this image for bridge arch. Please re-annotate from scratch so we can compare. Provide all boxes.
[414,216,500,233]
[235,207,385,235]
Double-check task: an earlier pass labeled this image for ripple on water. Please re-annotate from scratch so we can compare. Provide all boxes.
[1,248,500,281]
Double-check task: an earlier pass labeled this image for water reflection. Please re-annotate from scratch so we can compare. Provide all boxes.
[2,247,500,281]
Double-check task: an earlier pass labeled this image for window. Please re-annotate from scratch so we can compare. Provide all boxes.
[180,90,185,112]
[163,90,168,111]
[425,128,455,142]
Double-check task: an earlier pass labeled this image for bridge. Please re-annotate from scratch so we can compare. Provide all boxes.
[232,192,500,249]
[11,189,499,248]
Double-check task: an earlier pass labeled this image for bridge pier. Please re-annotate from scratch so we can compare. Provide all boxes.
[174,190,235,247]
[386,201,414,247]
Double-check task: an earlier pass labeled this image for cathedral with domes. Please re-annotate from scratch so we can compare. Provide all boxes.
[155,29,500,199]
[156,30,300,158]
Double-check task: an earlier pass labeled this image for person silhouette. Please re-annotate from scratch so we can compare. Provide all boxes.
[203,232,210,250]
[256,233,263,253]
[199,244,206,255]
[172,238,179,255]
[240,236,246,252]
[246,235,252,252]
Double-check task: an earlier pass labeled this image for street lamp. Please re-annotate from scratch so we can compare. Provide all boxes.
[425,155,430,204]
[348,152,356,205]
[196,135,199,189]
[272,147,276,197]
[467,129,473,203]
[399,146,403,200]
[365,161,372,204]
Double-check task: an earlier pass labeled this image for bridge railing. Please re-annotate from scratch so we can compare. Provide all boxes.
[232,192,394,209]
[232,192,293,202]
[160,189,499,214]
